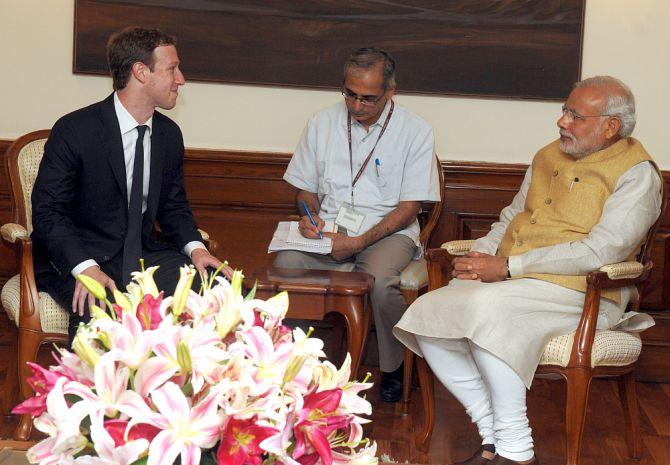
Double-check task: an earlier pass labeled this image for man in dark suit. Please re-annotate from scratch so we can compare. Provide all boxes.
[31,27,230,343]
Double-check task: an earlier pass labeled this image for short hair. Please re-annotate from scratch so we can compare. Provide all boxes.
[107,27,176,91]
[343,47,396,90]
[574,76,636,137]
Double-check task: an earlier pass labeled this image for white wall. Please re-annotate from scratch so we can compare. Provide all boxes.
[1,0,669,166]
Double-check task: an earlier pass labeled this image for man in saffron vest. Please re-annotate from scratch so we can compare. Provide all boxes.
[394,76,662,465]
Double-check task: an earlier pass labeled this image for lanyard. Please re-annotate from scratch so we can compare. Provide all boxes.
[347,100,394,207]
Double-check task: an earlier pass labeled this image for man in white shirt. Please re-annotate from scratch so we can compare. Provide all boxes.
[32,27,229,343]
[276,47,441,402]
[394,76,661,465]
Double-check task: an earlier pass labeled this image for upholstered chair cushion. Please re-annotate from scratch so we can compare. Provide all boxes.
[1,274,69,334]
[400,258,428,290]
[17,138,47,234]
[540,330,642,368]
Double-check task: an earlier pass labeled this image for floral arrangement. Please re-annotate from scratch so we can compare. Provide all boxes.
[13,265,377,465]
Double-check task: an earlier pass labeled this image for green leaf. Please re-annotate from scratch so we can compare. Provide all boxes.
[244,280,258,301]
[129,456,148,465]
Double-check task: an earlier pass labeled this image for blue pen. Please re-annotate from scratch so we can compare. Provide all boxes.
[300,200,323,239]
[375,158,381,177]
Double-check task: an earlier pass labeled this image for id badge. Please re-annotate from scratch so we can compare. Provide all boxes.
[335,204,365,234]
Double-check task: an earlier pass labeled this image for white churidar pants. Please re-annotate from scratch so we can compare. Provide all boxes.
[416,335,534,462]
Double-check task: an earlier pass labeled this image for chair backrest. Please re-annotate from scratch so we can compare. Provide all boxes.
[5,130,51,234]
[634,177,667,307]
[417,155,445,250]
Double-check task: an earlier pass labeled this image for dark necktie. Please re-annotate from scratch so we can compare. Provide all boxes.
[122,125,147,285]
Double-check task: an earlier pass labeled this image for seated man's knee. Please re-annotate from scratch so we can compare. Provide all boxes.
[274,250,308,269]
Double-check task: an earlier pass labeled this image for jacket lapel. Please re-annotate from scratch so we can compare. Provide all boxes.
[99,93,128,202]
[147,115,165,221]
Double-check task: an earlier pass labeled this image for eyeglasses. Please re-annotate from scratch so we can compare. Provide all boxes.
[341,88,385,107]
[561,105,612,123]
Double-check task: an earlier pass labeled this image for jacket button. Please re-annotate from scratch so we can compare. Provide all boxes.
[103,255,110,261]
[545,198,552,205]
[530,218,537,224]
[552,170,559,176]
[516,240,523,246]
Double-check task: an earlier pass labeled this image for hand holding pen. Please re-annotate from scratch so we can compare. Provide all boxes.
[300,200,324,239]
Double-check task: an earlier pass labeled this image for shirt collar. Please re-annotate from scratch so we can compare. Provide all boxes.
[113,92,153,136]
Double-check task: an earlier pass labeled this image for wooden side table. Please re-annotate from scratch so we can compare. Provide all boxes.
[245,267,374,378]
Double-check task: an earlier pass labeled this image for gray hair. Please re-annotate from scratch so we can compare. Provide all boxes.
[574,76,636,137]
[343,47,396,90]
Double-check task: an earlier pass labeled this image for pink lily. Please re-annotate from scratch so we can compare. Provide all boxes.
[150,319,229,393]
[120,381,224,465]
[135,292,165,330]
[292,388,351,465]
[103,419,161,447]
[94,311,155,370]
[216,416,278,465]
[27,378,90,465]
[63,354,130,418]
[241,326,293,391]
[72,411,149,465]
[12,362,66,417]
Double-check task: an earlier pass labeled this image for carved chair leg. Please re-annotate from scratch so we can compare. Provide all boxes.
[564,367,593,465]
[2,339,19,418]
[617,370,641,459]
[414,356,435,452]
[401,348,414,415]
[400,287,419,415]
[14,328,43,441]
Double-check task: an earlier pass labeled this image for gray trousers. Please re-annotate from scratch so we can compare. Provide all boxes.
[274,234,416,372]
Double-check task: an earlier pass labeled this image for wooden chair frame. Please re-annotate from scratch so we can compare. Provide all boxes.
[400,156,445,412]
[414,187,666,465]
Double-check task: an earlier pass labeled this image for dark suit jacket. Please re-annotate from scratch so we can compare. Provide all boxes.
[32,93,202,282]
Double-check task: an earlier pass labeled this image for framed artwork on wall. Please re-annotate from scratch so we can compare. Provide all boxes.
[74,0,585,100]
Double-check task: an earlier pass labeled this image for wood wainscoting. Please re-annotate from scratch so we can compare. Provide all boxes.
[1,140,669,380]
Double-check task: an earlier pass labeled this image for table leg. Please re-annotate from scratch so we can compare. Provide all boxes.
[333,295,367,380]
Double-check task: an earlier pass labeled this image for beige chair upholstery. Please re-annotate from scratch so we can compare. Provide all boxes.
[0,135,70,336]
[1,275,68,334]
[399,258,428,289]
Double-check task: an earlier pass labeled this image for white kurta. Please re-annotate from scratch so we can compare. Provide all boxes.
[394,161,661,387]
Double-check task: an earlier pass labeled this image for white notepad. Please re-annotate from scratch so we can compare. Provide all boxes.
[286,221,334,248]
[268,221,335,255]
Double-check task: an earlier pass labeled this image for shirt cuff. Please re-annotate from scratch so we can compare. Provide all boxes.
[183,241,207,258]
[71,259,99,278]
[507,255,523,278]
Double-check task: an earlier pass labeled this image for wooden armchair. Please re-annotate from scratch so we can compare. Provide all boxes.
[0,130,217,441]
[398,156,444,412]
[414,193,666,465]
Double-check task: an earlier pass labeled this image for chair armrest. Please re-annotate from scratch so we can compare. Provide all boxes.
[1,223,29,245]
[568,260,652,369]
[599,261,645,280]
[441,240,475,256]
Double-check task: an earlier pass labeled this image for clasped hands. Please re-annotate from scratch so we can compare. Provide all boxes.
[298,215,362,261]
[451,251,508,282]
